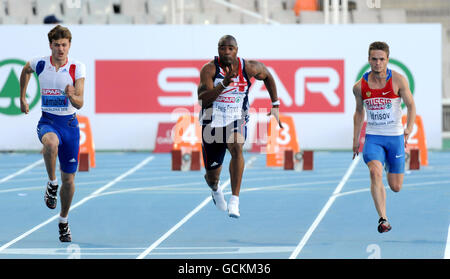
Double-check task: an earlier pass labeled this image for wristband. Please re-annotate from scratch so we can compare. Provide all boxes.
[271,100,280,106]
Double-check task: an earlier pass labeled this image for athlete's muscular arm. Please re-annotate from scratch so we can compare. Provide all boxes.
[396,73,416,146]
[245,60,278,102]
[353,80,365,159]
[197,62,234,108]
[245,60,283,128]
[19,62,34,114]
[65,78,85,109]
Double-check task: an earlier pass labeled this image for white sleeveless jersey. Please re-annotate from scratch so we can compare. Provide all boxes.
[199,56,251,127]
[30,56,86,116]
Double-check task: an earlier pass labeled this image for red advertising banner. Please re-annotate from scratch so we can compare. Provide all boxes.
[153,122,176,153]
[95,59,344,113]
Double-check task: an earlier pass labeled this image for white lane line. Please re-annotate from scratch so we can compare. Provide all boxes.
[335,178,450,198]
[445,224,450,259]
[0,186,43,194]
[0,156,154,253]
[0,159,44,185]
[289,155,361,259]
[135,181,230,259]
[0,245,295,257]
[137,156,257,259]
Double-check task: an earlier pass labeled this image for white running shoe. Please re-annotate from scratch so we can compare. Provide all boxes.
[211,189,227,211]
[228,200,240,218]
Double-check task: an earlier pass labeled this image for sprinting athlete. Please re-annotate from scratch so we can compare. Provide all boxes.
[20,25,86,242]
[198,35,282,218]
[352,41,416,233]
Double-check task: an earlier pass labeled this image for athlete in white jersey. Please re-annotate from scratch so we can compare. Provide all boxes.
[20,25,85,242]
[198,35,282,218]
[352,42,416,233]
[29,55,85,116]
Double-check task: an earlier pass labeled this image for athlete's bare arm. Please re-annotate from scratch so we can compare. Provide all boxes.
[245,60,282,128]
[353,80,365,158]
[66,78,85,110]
[19,62,35,114]
[394,72,416,145]
[245,60,278,103]
[197,61,235,108]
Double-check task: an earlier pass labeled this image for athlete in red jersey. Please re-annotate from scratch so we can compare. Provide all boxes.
[352,42,416,233]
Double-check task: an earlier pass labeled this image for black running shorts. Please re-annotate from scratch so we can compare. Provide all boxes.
[201,119,247,170]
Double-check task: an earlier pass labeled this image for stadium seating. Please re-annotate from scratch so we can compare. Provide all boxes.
[271,10,299,24]
[215,10,242,24]
[229,0,257,13]
[108,13,134,24]
[120,0,148,16]
[379,8,407,23]
[185,11,216,25]
[352,10,380,23]
[87,0,114,16]
[298,10,324,24]
[5,0,34,18]
[80,14,107,24]
[0,0,5,23]
[2,15,27,24]
[147,0,171,24]
[61,0,88,24]
[0,0,446,27]
[35,0,62,17]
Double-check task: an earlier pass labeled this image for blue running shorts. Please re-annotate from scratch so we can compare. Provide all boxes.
[37,112,80,173]
[363,134,405,174]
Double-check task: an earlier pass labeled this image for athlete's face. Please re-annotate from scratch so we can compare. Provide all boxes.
[218,40,238,66]
[368,50,389,74]
[50,38,71,63]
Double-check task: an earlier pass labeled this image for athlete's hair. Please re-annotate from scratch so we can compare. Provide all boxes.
[218,35,237,47]
[368,41,389,58]
[48,25,72,43]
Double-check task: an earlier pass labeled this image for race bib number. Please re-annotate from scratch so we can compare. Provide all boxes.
[41,89,69,112]
[211,102,242,127]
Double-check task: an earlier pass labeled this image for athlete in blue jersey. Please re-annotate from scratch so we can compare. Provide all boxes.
[20,25,86,242]
[353,42,416,233]
[198,35,282,218]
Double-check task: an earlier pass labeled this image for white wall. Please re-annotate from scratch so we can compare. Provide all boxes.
[0,24,442,150]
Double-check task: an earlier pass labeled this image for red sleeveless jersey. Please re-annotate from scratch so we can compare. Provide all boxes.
[360,69,403,136]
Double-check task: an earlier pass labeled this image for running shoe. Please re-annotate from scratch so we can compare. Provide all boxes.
[211,189,227,211]
[377,217,392,233]
[44,182,58,209]
[228,200,240,218]
[59,222,72,242]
